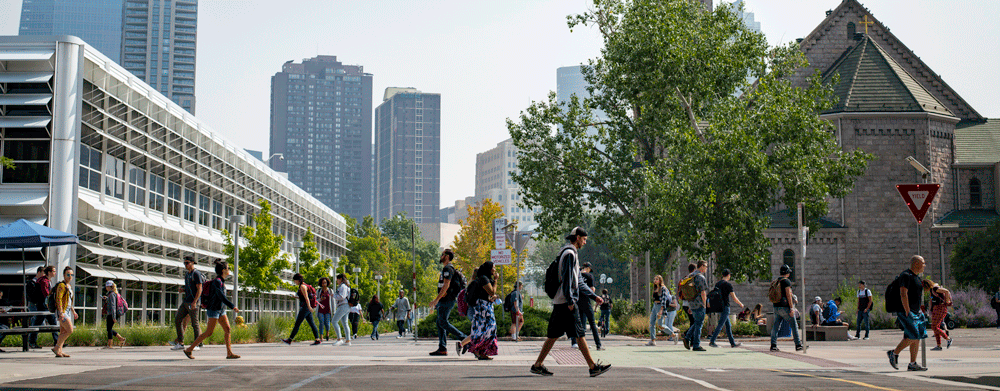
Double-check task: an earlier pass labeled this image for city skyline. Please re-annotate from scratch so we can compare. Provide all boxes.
[0,0,996,210]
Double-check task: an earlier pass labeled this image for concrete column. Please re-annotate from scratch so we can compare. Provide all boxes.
[48,39,85,272]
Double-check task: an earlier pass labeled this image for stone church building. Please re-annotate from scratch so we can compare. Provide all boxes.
[727,0,1000,307]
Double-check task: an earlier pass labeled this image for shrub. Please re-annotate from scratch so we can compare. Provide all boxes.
[610,299,646,323]
[256,315,279,343]
[611,314,648,336]
[732,320,764,336]
[952,287,995,328]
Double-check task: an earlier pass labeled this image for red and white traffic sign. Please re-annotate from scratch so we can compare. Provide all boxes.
[895,184,941,223]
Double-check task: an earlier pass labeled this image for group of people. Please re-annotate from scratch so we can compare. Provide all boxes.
[8,266,77,357]
[644,262,745,351]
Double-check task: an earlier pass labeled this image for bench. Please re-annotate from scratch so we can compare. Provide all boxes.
[806,324,848,341]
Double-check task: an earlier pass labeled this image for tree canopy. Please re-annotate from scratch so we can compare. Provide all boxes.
[223,199,290,298]
[951,220,1000,291]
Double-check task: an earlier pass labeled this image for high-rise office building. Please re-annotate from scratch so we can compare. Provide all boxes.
[269,56,373,221]
[18,0,123,63]
[475,138,540,225]
[374,88,440,224]
[120,0,198,114]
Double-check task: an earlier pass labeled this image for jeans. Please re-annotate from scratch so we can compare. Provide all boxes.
[579,301,601,348]
[771,306,801,347]
[662,310,677,335]
[174,302,201,344]
[371,320,381,339]
[600,308,611,336]
[397,319,406,336]
[29,302,58,346]
[686,307,706,348]
[317,312,332,337]
[649,303,663,339]
[332,304,352,341]
[709,305,735,346]
[856,310,871,338]
[436,298,466,349]
[288,307,319,340]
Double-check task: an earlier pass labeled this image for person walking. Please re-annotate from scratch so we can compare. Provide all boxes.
[393,290,411,338]
[330,274,353,346]
[51,267,76,358]
[683,261,709,352]
[888,255,928,371]
[184,260,239,359]
[172,256,203,351]
[924,279,953,350]
[677,263,696,332]
[102,281,127,348]
[282,273,322,346]
[577,263,602,350]
[428,249,467,356]
[467,261,500,360]
[316,277,334,341]
[29,266,58,349]
[856,280,873,339]
[509,281,525,342]
[648,275,667,346]
[530,227,610,378]
[770,264,803,352]
[709,269,744,348]
[599,289,612,339]
[661,286,679,343]
[367,294,384,340]
[349,302,362,339]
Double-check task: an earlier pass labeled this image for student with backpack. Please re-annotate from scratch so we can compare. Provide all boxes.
[102,280,127,349]
[708,269,744,348]
[682,260,710,352]
[677,263,696,331]
[507,281,524,342]
[769,264,803,352]
[282,273,322,346]
[51,267,77,358]
[923,279,953,350]
[886,255,928,371]
[330,273,353,346]
[316,277,334,341]
[428,249,467,356]
[172,256,204,351]
[393,289,411,338]
[647,275,668,346]
[184,260,239,359]
[856,280,873,339]
[27,266,57,349]
[367,294,384,340]
[599,289,613,339]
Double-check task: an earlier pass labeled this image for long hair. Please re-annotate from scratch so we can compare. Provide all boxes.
[370,294,380,304]
[477,261,495,282]
[107,281,119,295]
[653,274,663,289]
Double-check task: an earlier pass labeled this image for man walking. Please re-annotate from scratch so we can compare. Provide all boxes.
[856,280,872,339]
[26,266,57,349]
[394,290,411,338]
[509,281,524,342]
[575,263,602,350]
[683,260,709,351]
[888,255,928,371]
[173,256,203,351]
[770,264,803,352]
[678,263,696,331]
[530,227,610,378]
[709,269,743,348]
[428,249,466,356]
[599,289,612,338]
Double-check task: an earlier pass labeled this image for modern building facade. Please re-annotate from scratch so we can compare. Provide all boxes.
[120,0,197,114]
[0,36,347,324]
[474,138,540,225]
[373,88,440,224]
[269,56,373,221]
[18,0,124,63]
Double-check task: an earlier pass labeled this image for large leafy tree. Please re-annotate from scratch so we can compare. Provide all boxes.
[509,0,871,282]
[380,213,441,305]
[452,199,522,294]
[341,215,402,304]
[951,220,1000,291]
[223,199,291,310]
[296,228,334,285]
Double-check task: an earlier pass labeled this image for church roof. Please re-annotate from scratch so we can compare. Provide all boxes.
[821,35,953,116]
[955,119,1000,164]
[933,209,1000,229]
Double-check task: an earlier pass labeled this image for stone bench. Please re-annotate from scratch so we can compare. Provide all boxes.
[806,324,848,341]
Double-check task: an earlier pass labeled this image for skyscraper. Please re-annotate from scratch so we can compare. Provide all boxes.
[374,88,441,224]
[18,0,123,62]
[270,56,373,221]
[120,0,198,114]
[475,138,540,225]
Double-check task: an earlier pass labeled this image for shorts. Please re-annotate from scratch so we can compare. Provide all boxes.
[896,312,924,340]
[206,309,225,319]
[547,303,585,339]
[511,311,523,324]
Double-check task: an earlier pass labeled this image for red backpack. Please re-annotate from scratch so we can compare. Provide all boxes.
[304,284,318,308]
[200,278,222,309]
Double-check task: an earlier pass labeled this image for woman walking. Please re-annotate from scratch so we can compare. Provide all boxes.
[316,277,334,341]
[52,266,76,358]
[647,275,667,346]
[661,284,679,343]
[367,294,384,340]
[102,281,126,348]
[282,273,322,346]
[349,302,361,339]
[184,260,240,359]
[467,261,499,360]
[331,274,353,346]
[924,279,953,350]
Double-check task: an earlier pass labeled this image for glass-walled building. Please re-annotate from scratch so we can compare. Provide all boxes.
[0,36,347,324]
[18,0,124,63]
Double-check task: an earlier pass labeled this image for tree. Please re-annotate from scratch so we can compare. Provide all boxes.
[340,215,402,305]
[951,220,1000,291]
[508,0,871,282]
[223,199,290,313]
[452,199,522,294]
[0,157,13,170]
[297,228,333,285]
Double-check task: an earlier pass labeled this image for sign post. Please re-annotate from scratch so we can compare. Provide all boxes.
[895,183,941,369]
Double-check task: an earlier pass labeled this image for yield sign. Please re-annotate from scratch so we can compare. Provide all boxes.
[895,184,941,223]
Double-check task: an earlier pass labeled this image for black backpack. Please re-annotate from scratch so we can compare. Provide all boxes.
[348,288,360,306]
[45,281,65,312]
[25,278,44,305]
[707,286,724,313]
[544,248,572,299]
[503,291,515,312]
[885,273,905,313]
[448,268,466,299]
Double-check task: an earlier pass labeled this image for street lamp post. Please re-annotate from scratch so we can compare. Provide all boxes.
[292,241,304,273]
[229,215,245,316]
[374,274,383,299]
[353,267,361,288]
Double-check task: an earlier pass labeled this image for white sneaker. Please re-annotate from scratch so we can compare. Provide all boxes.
[333,340,345,346]
[170,342,184,351]
[346,341,352,346]
[193,346,200,351]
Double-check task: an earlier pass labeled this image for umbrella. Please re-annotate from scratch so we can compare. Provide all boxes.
[0,219,77,307]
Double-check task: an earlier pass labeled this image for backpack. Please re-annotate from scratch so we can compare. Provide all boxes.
[544,248,572,299]
[26,278,44,305]
[200,278,221,309]
[116,292,128,318]
[304,284,318,308]
[503,291,515,312]
[679,275,698,301]
[884,273,904,313]
[455,288,469,317]
[821,301,834,322]
[767,279,783,304]
[348,287,360,306]
[707,287,724,313]
[448,268,466,299]
[45,281,65,312]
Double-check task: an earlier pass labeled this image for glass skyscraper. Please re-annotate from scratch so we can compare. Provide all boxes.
[19,0,124,63]
[121,0,198,114]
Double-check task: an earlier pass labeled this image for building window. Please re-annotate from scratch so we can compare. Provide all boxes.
[167,181,181,217]
[1,129,50,184]
[183,188,197,222]
[970,178,982,208]
[127,165,146,207]
[103,155,126,199]
[847,22,856,38]
[79,144,102,191]
[149,174,165,212]
[199,194,211,226]
[782,249,795,280]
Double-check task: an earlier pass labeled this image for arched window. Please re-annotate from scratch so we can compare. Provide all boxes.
[782,249,795,279]
[847,22,856,38]
[970,178,982,207]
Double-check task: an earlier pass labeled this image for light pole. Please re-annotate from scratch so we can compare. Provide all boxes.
[229,215,245,317]
[375,274,383,299]
[353,267,361,288]
[292,240,304,273]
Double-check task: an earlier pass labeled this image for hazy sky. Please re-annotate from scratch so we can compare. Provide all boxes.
[0,0,997,210]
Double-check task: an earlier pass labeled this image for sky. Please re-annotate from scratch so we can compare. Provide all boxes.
[0,0,997,211]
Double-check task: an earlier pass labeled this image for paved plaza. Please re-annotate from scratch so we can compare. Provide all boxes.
[1,328,997,390]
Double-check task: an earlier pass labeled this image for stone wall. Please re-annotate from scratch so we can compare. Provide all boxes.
[955,168,995,210]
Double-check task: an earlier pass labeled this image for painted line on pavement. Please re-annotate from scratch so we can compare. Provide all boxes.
[768,369,900,391]
[647,367,730,391]
[279,365,349,391]
[74,365,226,391]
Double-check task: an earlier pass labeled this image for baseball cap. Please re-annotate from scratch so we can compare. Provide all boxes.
[779,264,793,275]
[105,280,114,287]
[565,226,588,240]
[814,296,822,303]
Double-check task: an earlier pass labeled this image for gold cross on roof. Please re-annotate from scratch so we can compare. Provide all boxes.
[859,15,875,34]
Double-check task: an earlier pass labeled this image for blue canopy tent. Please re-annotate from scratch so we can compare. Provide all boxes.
[0,219,77,307]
